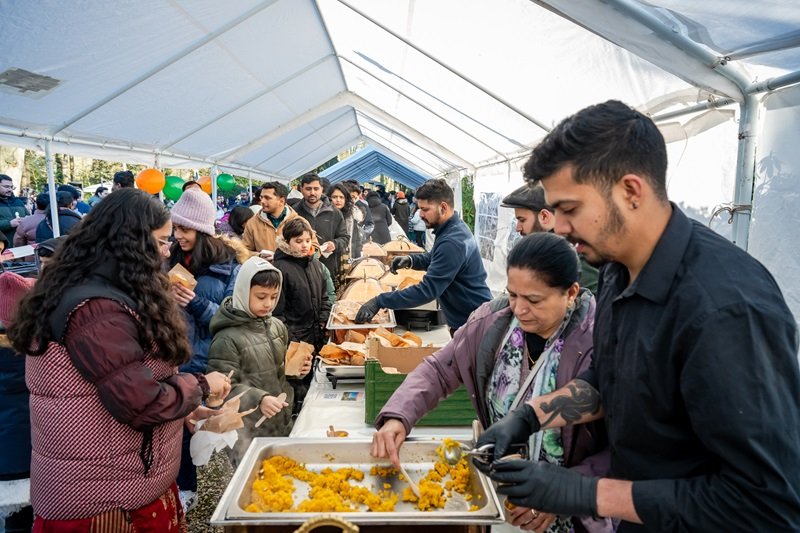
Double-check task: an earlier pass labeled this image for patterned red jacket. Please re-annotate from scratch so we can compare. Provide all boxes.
[27,298,202,520]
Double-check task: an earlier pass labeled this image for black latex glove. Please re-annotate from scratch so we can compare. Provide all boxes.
[355,298,381,323]
[390,255,412,274]
[490,459,598,518]
[475,403,541,460]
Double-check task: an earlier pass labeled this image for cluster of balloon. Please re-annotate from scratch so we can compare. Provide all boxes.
[136,169,235,200]
[135,168,165,195]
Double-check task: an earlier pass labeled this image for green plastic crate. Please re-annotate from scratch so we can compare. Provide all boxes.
[364,359,477,426]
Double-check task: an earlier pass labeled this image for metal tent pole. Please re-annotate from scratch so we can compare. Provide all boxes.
[44,140,60,237]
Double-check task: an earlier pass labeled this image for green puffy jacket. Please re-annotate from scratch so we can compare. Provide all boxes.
[208,297,294,447]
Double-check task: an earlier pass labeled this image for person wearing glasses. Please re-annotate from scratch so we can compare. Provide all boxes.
[7,188,230,530]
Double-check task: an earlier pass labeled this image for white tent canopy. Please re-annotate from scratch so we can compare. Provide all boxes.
[1,0,799,328]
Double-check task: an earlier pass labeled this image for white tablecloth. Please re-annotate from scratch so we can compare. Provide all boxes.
[291,325,472,441]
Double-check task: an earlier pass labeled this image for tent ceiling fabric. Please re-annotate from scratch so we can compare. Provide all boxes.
[320,145,432,188]
[0,0,797,180]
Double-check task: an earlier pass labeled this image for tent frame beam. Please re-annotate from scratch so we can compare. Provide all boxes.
[339,56,509,159]
[254,109,354,168]
[159,54,336,152]
[356,112,468,171]
[51,0,281,136]
[336,0,552,133]
[362,135,450,176]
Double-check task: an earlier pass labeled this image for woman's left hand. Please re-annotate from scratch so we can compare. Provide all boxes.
[171,283,196,308]
[508,505,556,532]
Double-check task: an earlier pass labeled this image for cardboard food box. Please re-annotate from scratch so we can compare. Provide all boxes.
[364,338,477,426]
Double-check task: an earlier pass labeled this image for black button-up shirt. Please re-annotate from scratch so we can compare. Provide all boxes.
[582,205,800,532]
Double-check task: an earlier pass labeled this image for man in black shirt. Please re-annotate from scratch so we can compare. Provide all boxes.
[476,100,800,531]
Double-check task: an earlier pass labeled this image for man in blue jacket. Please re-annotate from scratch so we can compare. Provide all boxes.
[356,179,492,333]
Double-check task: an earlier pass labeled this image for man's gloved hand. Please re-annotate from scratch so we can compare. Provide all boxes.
[475,403,541,460]
[490,459,598,519]
[390,255,412,274]
[355,298,381,323]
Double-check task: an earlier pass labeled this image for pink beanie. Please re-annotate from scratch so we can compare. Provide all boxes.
[0,272,35,325]
[171,188,216,235]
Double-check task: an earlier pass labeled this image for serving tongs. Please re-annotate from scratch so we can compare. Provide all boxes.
[443,441,529,467]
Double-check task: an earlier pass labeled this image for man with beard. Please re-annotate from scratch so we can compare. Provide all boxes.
[474,100,800,531]
[355,178,492,334]
[0,174,28,244]
[502,182,598,293]
[292,173,349,283]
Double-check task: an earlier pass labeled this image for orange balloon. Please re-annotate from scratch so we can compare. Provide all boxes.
[135,168,166,194]
[197,175,212,195]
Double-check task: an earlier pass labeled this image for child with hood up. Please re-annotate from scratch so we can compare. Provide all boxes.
[207,256,311,459]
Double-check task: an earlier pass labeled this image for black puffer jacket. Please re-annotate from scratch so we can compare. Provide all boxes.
[272,240,332,351]
[366,192,392,244]
[391,198,410,232]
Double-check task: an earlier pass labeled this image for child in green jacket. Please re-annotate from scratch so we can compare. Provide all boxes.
[207,257,311,459]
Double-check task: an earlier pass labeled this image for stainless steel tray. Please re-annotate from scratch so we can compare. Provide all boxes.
[326,304,397,330]
[319,362,366,378]
[210,437,503,526]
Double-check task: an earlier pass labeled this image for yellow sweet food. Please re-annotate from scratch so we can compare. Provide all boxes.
[246,441,481,513]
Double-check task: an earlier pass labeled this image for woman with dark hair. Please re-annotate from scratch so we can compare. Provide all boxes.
[216,205,255,239]
[168,188,246,374]
[228,205,255,237]
[167,188,247,508]
[371,233,613,533]
[328,183,364,282]
[8,188,230,530]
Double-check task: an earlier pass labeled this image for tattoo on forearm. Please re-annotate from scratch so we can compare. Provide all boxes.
[540,381,601,427]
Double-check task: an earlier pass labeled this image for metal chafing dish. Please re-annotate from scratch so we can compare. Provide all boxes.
[210,437,504,528]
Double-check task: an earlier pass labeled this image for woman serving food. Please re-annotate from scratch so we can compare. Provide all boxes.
[371,233,614,533]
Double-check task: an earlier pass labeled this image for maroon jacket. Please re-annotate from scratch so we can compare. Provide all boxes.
[27,298,202,519]
[376,291,613,533]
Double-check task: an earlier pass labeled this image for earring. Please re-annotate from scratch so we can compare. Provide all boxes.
[632,202,638,209]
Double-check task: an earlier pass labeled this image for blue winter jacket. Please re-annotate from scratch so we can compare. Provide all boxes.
[179,258,241,374]
[376,215,492,330]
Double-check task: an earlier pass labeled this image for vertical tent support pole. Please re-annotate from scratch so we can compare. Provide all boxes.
[248,175,253,204]
[730,94,759,250]
[212,165,219,209]
[155,153,163,202]
[45,140,60,238]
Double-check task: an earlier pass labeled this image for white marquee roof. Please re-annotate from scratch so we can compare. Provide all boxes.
[1,0,797,180]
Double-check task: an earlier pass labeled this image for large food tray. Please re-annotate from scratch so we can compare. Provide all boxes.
[326,303,397,330]
[210,437,503,527]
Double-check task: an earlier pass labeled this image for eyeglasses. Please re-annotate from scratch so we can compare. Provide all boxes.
[157,238,173,249]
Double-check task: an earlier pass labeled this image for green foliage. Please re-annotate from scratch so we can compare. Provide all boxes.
[461,174,475,233]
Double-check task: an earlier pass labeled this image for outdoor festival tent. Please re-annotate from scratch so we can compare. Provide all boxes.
[0,0,798,329]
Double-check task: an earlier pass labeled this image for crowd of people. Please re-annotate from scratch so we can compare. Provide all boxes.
[1,99,799,533]
[0,167,475,532]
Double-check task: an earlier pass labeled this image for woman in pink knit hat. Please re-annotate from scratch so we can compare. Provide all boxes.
[167,187,248,510]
